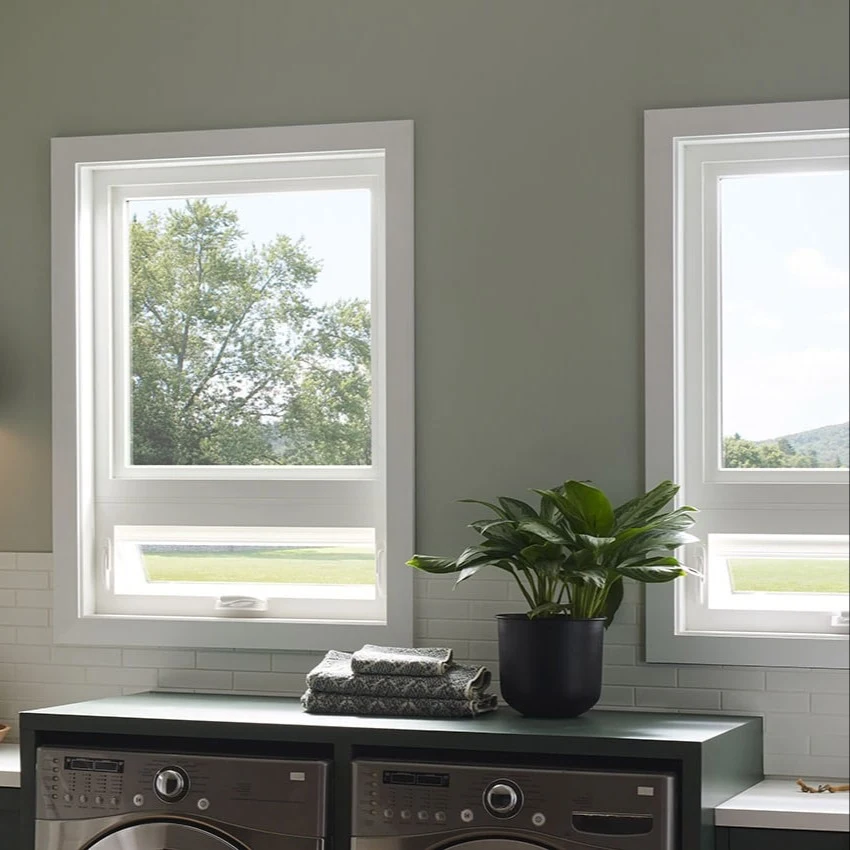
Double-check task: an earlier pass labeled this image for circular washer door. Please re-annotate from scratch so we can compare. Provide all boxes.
[84,821,243,850]
[440,840,553,850]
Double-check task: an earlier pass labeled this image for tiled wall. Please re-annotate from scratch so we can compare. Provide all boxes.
[1,551,847,779]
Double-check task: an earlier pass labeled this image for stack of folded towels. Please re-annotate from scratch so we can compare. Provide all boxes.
[301,644,498,718]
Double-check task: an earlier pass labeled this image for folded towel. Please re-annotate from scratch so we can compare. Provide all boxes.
[307,650,491,700]
[350,644,453,676]
[301,689,498,718]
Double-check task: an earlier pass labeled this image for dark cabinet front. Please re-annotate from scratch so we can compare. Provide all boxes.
[717,826,848,850]
[0,787,21,850]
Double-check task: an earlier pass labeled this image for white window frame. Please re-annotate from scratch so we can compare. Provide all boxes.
[644,99,849,668]
[52,120,414,650]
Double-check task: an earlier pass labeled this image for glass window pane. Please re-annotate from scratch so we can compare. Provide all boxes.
[113,526,376,599]
[727,557,849,594]
[719,171,849,469]
[128,190,372,467]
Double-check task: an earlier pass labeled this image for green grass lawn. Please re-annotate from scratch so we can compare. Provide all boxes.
[728,558,849,594]
[143,546,375,585]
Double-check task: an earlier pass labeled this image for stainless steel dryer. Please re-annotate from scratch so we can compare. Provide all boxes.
[352,760,676,850]
[35,747,328,850]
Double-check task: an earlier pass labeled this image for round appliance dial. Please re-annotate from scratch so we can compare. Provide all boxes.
[483,780,523,818]
[154,766,190,803]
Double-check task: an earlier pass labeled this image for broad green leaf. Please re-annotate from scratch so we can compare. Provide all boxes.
[458,498,508,518]
[455,565,484,584]
[517,519,574,544]
[563,480,615,535]
[602,578,624,628]
[612,480,679,530]
[406,555,459,574]
[497,497,540,520]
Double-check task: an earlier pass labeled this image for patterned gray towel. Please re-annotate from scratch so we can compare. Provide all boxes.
[350,644,453,676]
[301,688,498,718]
[307,650,491,699]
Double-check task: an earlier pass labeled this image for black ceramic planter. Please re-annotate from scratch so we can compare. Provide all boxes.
[496,613,605,718]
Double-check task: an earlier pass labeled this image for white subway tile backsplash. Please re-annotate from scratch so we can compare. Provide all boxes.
[416,598,470,620]
[598,685,635,706]
[604,664,676,687]
[0,570,49,589]
[52,647,122,667]
[810,735,850,756]
[16,626,53,644]
[0,606,48,626]
[86,667,160,687]
[232,671,304,693]
[123,649,195,669]
[762,734,809,756]
[0,549,845,781]
[157,669,234,691]
[677,667,765,691]
[766,669,850,693]
[15,553,52,571]
[197,651,271,672]
[636,687,721,711]
[811,693,849,715]
[766,754,849,780]
[721,690,810,714]
[766,712,849,737]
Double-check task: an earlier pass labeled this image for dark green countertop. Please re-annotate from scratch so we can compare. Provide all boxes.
[24,690,753,747]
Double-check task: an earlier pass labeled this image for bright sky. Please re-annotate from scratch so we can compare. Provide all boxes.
[129,189,372,306]
[721,171,849,441]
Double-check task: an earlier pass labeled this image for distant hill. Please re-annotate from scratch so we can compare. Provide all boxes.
[765,422,849,467]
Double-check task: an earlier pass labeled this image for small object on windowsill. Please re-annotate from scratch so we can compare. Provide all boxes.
[0,724,9,743]
[796,778,850,793]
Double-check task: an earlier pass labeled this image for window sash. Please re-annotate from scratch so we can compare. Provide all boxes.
[90,164,384,485]
[681,139,849,501]
[644,99,849,666]
[52,120,414,647]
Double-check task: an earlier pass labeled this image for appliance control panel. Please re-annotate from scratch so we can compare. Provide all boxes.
[36,747,329,836]
[352,760,676,850]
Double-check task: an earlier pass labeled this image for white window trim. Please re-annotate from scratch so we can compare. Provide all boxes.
[644,99,849,668]
[52,121,414,650]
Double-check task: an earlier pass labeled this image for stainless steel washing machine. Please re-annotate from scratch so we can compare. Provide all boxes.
[351,760,676,850]
[35,747,328,850]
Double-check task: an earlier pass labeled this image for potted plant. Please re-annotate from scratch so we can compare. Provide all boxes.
[407,479,697,718]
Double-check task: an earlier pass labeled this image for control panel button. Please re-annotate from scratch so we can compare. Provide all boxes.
[383,808,394,819]
[417,810,429,821]
[532,812,546,827]
[78,794,88,804]
[483,780,523,818]
[110,797,120,807]
[197,797,210,811]
[94,796,104,805]
[460,808,474,823]
[400,809,412,821]
[133,794,145,807]
[154,767,190,803]
[63,794,72,803]
[434,811,447,823]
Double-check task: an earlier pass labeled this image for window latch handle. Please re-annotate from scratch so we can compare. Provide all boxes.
[102,539,113,592]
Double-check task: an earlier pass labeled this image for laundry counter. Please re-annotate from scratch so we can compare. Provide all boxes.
[19,691,762,850]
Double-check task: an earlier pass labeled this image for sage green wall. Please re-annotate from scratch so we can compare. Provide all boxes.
[0,0,847,552]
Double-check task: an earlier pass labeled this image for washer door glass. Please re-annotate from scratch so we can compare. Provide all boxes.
[85,821,242,850]
[443,841,552,850]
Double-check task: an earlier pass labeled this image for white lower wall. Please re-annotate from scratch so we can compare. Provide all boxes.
[1,551,847,779]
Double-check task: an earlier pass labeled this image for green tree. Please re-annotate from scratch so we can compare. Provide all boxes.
[130,199,370,466]
[723,434,818,469]
[278,298,371,465]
